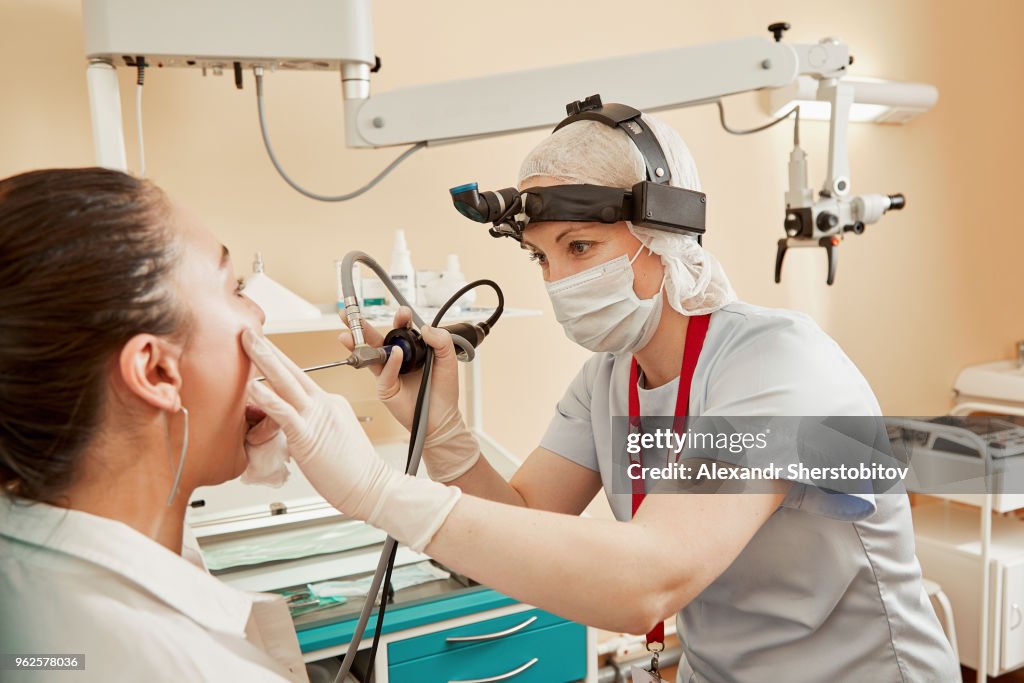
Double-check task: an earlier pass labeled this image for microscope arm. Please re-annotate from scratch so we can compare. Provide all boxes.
[339,35,849,147]
[83,2,912,284]
[83,2,851,164]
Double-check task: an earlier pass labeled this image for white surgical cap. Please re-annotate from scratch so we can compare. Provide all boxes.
[518,115,737,316]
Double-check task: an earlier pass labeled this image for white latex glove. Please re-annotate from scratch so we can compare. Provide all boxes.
[242,328,461,552]
[240,408,291,487]
[241,429,291,488]
[338,308,480,482]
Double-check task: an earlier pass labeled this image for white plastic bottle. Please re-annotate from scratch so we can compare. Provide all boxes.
[389,229,416,307]
[442,253,474,313]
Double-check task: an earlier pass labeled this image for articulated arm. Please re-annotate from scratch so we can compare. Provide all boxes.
[342,34,849,147]
[83,3,915,284]
[83,3,851,158]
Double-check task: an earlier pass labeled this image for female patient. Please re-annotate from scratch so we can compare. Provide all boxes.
[0,168,305,681]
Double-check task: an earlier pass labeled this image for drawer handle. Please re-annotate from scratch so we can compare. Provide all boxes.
[447,657,539,683]
[1012,603,1023,630]
[446,615,538,643]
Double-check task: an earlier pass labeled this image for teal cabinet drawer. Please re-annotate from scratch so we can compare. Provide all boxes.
[388,621,586,683]
[389,608,568,664]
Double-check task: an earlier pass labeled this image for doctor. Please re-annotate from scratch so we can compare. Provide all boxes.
[244,102,959,682]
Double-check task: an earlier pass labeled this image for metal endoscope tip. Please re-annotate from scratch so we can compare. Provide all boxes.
[254,358,355,382]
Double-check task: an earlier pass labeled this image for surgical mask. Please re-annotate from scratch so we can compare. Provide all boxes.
[545,245,665,354]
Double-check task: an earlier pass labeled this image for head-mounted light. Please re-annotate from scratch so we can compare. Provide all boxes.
[449,182,706,242]
[450,94,708,243]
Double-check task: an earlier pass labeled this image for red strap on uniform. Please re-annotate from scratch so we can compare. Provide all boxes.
[628,313,711,649]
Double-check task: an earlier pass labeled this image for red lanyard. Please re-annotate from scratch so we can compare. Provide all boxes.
[627,313,710,650]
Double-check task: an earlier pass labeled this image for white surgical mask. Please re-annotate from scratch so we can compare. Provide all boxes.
[545,246,665,354]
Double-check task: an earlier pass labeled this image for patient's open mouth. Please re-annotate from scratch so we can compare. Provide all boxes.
[245,403,267,427]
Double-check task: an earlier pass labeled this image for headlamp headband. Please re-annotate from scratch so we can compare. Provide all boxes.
[554,95,673,186]
[449,94,707,243]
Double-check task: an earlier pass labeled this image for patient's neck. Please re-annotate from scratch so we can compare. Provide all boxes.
[633,299,689,389]
[63,422,190,554]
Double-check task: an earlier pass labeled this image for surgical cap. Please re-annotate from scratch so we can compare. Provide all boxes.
[518,115,737,316]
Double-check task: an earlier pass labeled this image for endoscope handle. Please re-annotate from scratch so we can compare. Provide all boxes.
[440,321,489,347]
[382,322,490,374]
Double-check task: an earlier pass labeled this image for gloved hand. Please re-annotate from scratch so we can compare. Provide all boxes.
[338,308,481,482]
[242,328,461,552]
[241,416,291,488]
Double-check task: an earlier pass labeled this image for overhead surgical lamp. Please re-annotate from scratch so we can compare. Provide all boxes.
[764,74,939,124]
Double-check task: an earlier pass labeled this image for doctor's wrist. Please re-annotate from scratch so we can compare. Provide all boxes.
[365,471,462,552]
[423,408,467,448]
[419,410,481,482]
[423,430,481,483]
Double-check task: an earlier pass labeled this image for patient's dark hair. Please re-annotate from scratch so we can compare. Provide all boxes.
[0,167,185,503]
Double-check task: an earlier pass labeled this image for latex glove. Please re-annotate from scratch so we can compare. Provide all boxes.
[338,307,480,482]
[241,420,291,488]
[242,328,460,552]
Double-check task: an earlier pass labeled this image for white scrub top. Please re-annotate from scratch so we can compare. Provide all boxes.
[541,301,959,683]
[0,496,308,683]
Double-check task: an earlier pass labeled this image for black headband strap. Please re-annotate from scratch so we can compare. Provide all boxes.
[521,185,630,225]
[553,96,673,186]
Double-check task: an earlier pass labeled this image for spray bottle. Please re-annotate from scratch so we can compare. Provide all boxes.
[442,253,473,312]
[389,229,416,307]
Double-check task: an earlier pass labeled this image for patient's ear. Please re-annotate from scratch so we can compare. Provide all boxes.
[117,334,183,412]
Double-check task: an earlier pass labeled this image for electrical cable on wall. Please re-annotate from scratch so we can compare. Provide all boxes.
[716,99,800,138]
[253,67,426,202]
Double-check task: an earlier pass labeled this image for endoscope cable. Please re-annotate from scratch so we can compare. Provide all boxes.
[330,255,503,683]
[362,278,503,681]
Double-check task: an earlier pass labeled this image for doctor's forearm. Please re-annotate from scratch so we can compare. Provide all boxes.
[442,456,527,507]
[425,495,685,634]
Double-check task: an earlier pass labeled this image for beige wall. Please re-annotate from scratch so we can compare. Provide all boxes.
[3,0,1023,467]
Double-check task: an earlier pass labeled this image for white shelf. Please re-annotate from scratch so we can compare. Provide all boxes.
[913,500,1024,561]
[263,303,541,336]
[955,361,1024,406]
